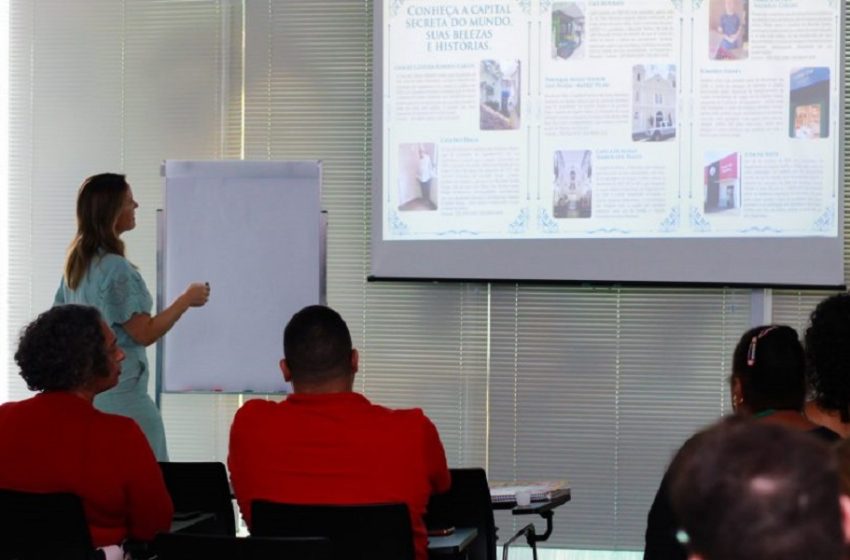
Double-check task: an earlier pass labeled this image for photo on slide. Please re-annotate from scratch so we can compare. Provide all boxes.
[553,150,592,219]
[631,64,677,142]
[789,67,830,139]
[397,143,438,211]
[709,0,748,61]
[551,3,585,60]
[480,60,521,130]
[703,152,741,215]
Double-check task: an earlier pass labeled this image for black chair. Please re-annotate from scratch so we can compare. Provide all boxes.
[154,533,331,560]
[158,461,236,536]
[251,501,414,560]
[425,468,497,560]
[0,488,101,560]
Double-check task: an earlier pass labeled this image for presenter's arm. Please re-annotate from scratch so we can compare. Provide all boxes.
[122,282,209,346]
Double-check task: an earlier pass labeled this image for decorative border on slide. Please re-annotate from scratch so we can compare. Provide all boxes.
[389,209,532,238]
[435,229,482,237]
[812,205,835,232]
[390,0,406,17]
[737,226,784,234]
[688,0,839,7]
[508,208,530,234]
[389,210,411,235]
[659,207,680,233]
[516,0,533,15]
[539,0,553,13]
[538,208,560,233]
[689,207,711,232]
[586,227,632,235]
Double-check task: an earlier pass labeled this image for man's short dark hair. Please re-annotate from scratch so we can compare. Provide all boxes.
[14,305,109,392]
[283,305,352,381]
[805,293,850,421]
[669,417,844,560]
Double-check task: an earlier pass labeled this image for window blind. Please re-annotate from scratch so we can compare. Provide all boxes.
[6,0,243,461]
[488,286,750,547]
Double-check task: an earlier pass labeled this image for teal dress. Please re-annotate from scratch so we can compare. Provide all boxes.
[55,253,168,460]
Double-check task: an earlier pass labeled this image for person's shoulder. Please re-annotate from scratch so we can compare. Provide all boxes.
[810,425,842,443]
[93,253,138,281]
[231,400,281,440]
[97,252,133,271]
[95,254,145,292]
[90,407,151,446]
[234,399,278,422]
[92,406,142,431]
[0,399,20,415]
[382,405,436,428]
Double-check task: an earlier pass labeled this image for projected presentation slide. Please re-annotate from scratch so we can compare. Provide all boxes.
[379,0,841,242]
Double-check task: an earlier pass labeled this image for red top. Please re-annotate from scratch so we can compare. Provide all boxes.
[228,392,451,560]
[0,392,173,547]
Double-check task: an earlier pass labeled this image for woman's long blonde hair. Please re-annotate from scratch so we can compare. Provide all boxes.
[64,173,128,289]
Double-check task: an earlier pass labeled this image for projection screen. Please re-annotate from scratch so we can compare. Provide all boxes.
[371,0,844,287]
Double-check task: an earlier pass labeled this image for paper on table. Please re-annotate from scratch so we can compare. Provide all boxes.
[489,480,570,503]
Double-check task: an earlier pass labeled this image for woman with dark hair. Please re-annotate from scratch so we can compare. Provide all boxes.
[730,325,837,437]
[804,293,850,438]
[643,325,838,559]
[55,173,210,459]
[0,305,172,550]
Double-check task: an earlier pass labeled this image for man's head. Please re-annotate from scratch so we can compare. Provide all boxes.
[281,305,358,392]
[805,293,850,420]
[669,416,850,560]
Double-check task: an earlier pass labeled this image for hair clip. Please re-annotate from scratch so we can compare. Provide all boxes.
[747,326,779,367]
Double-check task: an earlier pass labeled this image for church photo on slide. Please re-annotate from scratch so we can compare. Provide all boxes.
[631,64,677,142]
[553,149,592,219]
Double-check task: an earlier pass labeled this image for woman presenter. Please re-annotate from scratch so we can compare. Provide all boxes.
[55,173,210,459]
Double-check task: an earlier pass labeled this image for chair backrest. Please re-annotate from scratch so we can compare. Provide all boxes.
[425,468,497,560]
[154,533,331,560]
[158,461,236,536]
[0,488,97,560]
[251,501,414,560]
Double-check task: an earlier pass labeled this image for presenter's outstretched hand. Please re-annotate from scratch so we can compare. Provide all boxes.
[183,282,211,307]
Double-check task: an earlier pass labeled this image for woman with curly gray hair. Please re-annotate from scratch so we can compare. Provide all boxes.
[0,304,172,550]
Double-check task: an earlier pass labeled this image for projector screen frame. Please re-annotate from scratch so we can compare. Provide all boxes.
[370,1,846,289]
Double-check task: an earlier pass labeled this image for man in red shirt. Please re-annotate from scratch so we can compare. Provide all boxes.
[228,305,451,560]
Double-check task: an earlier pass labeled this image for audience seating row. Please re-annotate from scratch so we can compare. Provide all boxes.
[0,465,499,560]
[154,533,330,559]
